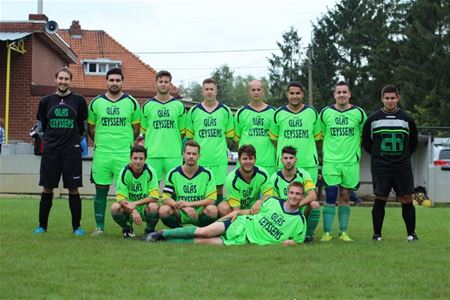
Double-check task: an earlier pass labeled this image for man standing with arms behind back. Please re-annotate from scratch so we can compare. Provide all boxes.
[140,70,185,182]
[88,68,141,235]
[362,84,419,241]
[33,67,87,236]
[319,82,367,242]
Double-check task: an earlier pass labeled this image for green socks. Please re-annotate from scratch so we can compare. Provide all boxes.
[338,205,350,234]
[94,188,109,229]
[112,213,129,229]
[323,205,336,233]
[144,212,159,232]
[161,215,180,229]
[163,226,197,239]
[306,208,320,238]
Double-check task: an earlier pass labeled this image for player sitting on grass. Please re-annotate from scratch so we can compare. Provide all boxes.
[271,146,320,242]
[158,140,218,228]
[145,182,307,245]
[218,144,273,217]
[110,145,160,238]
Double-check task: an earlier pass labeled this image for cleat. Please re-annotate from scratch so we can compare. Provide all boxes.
[141,228,155,240]
[122,227,135,239]
[33,226,47,234]
[372,234,382,241]
[144,231,166,242]
[338,232,354,242]
[73,227,86,236]
[304,236,314,243]
[407,233,419,242]
[91,228,104,236]
[320,232,332,242]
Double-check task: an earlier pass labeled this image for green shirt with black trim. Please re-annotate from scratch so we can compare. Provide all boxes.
[162,166,217,202]
[116,164,160,202]
[270,168,316,200]
[319,104,367,163]
[225,166,273,209]
[140,98,185,158]
[269,105,321,168]
[185,102,234,166]
[88,93,140,153]
[234,105,276,168]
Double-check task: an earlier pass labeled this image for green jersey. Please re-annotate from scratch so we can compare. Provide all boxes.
[116,164,160,202]
[234,105,276,168]
[185,103,234,166]
[226,166,273,209]
[162,166,217,202]
[141,98,185,158]
[241,197,306,245]
[270,168,316,199]
[88,93,140,153]
[270,105,321,168]
[319,104,367,163]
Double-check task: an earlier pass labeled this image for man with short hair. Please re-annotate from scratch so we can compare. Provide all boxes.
[140,70,185,182]
[145,182,307,245]
[218,144,273,217]
[33,67,87,236]
[185,78,234,203]
[159,140,218,228]
[319,82,367,242]
[362,84,419,241]
[88,68,141,235]
[271,146,320,242]
[269,82,322,184]
[234,80,276,175]
[111,145,160,238]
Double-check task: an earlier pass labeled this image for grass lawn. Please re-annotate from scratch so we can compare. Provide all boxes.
[0,197,449,299]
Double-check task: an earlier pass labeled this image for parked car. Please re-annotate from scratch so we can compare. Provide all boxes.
[433,138,450,166]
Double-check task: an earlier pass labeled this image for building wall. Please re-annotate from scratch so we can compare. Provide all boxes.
[31,35,68,85]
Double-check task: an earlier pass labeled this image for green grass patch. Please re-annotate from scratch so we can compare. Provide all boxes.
[1,198,449,299]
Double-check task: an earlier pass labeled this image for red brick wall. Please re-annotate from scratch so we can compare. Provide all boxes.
[32,35,67,85]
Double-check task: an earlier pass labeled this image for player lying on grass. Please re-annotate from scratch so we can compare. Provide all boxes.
[145,182,307,245]
[111,145,160,238]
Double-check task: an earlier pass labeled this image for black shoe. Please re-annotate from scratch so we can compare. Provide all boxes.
[372,234,382,241]
[122,227,135,239]
[141,228,154,240]
[407,233,419,241]
[304,236,314,243]
[144,231,165,242]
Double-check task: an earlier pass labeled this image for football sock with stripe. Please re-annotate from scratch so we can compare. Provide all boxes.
[338,205,350,234]
[94,188,109,230]
[322,205,335,233]
[163,226,197,239]
[39,192,53,229]
[372,199,386,236]
[402,203,416,235]
[306,208,320,238]
[68,193,82,230]
[144,212,159,233]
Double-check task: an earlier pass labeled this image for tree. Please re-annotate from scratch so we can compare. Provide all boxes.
[268,26,305,106]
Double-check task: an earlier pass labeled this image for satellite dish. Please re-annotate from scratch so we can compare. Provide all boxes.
[45,20,59,34]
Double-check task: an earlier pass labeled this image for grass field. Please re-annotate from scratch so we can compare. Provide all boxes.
[1,198,449,299]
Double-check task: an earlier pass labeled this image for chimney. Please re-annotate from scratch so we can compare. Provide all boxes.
[29,14,48,22]
[69,20,82,38]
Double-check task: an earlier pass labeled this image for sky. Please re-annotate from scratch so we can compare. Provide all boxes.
[0,0,337,86]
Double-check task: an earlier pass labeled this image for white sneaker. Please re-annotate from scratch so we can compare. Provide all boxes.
[91,228,104,236]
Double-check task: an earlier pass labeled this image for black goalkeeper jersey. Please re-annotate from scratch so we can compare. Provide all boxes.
[362,108,418,172]
[37,92,87,153]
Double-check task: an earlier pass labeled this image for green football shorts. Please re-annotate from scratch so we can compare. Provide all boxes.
[91,151,129,185]
[301,166,318,185]
[179,206,204,226]
[322,162,359,189]
[204,164,227,186]
[221,216,249,246]
[147,157,182,182]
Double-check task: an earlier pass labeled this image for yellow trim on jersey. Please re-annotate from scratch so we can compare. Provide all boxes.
[206,191,218,201]
[162,192,171,200]
[132,119,141,125]
[149,189,160,199]
[185,128,194,138]
[227,197,241,208]
[314,132,322,141]
[233,133,240,142]
[116,193,127,201]
[87,120,96,126]
[268,130,278,140]
[140,125,147,134]
[225,128,235,138]
[304,180,315,192]
[262,187,274,197]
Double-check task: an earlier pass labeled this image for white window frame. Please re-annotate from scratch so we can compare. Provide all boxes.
[81,59,122,75]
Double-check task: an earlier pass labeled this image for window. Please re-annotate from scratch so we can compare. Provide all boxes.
[82,59,122,75]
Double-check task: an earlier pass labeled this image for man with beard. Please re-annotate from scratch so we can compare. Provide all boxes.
[271,146,320,242]
[33,67,88,236]
[140,70,185,182]
[88,68,141,235]
[159,140,218,228]
[218,145,273,217]
[234,80,276,175]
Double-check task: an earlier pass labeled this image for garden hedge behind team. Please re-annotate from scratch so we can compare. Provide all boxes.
[33,67,419,245]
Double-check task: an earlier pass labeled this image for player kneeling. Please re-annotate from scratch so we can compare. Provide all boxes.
[111,145,160,238]
[145,182,307,246]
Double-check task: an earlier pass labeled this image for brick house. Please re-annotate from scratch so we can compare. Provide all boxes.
[1,14,181,143]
